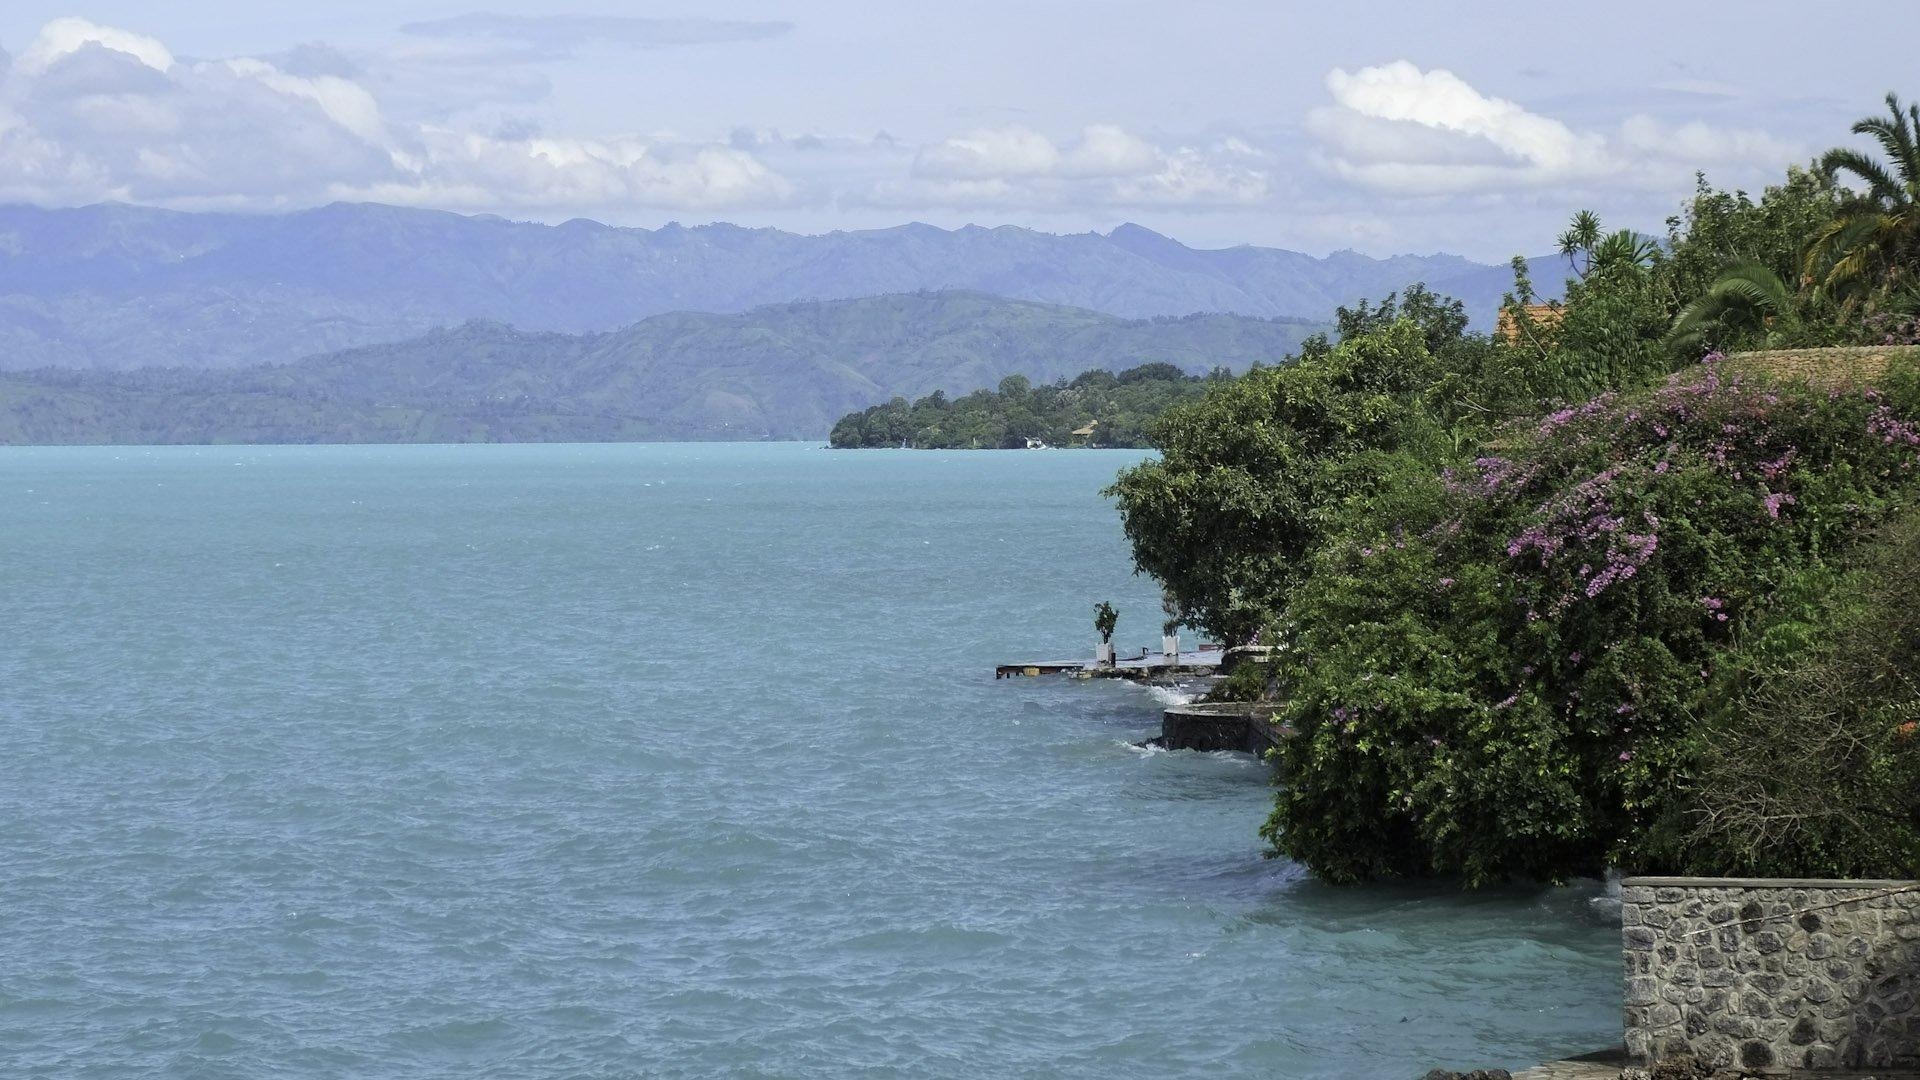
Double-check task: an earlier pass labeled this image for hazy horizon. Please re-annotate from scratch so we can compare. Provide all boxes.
[1,198,1530,260]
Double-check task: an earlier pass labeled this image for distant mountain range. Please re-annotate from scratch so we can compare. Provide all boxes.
[0,292,1326,443]
[0,202,1537,371]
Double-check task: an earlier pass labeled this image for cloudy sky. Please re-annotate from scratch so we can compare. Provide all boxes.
[0,2,1907,259]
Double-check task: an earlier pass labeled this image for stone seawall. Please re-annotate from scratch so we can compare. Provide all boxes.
[1158,703,1284,755]
[1621,876,1920,1073]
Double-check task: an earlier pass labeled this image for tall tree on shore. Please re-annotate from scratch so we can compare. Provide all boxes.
[1806,92,1920,307]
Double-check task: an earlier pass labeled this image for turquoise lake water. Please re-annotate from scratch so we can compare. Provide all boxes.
[0,442,1620,1078]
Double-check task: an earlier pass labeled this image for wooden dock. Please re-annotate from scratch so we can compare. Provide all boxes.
[994,644,1223,680]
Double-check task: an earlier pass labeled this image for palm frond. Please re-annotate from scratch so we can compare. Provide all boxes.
[1664,298,1716,349]
[1819,148,1906,203]
[1854,94,1920,178]
[1802,215,1857,283]
[1663,261,1793,349]
[1710,262,1793,308]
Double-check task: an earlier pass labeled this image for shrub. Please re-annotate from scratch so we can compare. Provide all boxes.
[1662,508,1920,878]
[1262,355,1920,884]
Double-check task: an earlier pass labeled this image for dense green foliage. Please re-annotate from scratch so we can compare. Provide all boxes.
[1262,358,1920,883]
[1673,507,1920,877]
[0,293,1323,444]
[1108,287,1522,644]
[1657,95,1920,353]
[1112,91,1920,883]
[828,363,1234,448]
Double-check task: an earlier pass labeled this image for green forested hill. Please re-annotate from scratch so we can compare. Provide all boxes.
[0,291,1323,444]
[828,364,1233,448]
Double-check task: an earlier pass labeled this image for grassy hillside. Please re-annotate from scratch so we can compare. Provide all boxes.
[0,292,1324,444]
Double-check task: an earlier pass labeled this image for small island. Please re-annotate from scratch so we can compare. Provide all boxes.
[826,362,1234,448]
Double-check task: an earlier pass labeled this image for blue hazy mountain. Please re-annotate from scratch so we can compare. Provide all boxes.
[0,202,1531,371]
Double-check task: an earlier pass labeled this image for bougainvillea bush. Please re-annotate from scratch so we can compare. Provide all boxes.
[1262,354,1920,884]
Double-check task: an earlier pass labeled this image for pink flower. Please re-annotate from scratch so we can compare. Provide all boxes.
[1618,751,1633,762]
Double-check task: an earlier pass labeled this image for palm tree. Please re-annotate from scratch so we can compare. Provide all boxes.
[1806,93,1920,307]
[1590,229,1661,277]
[1665,260,1797,351]
[1558,210,1603,278]
[1557,210,1659,280]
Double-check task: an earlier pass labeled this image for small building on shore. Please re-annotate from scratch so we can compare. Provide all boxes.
[1496,302,1564,343]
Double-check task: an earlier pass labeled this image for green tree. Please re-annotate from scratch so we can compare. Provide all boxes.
[1107,317,1457,643]
[1515,211,1677,399]
[1664,169,1839,306]
[1807,92,1920,308]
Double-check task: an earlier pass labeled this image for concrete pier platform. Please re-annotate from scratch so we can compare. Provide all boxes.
[994,644,1222,680]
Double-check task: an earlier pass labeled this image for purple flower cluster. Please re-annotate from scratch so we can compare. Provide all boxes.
[1535,392,1619,438]
[1444,455,1540,497]
[1869,404,1920,449]
[1498,461,1661,611]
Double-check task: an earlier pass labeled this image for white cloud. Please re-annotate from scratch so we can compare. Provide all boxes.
[1114,145,1268,206]
[220,58,386,144]
[1327,61,1606,174]
[914,125,1060,179]
[17,17,173,77]
[1311,60,1795,197]
[1616,115,1797,168]
[0,21,1808,256]
[368,131,794,212]
[0,18,795,215]
[905,123,1266,208]
[1061,124,1160,178]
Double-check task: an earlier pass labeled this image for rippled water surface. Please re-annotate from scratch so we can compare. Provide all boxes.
[0,443,1620,1078]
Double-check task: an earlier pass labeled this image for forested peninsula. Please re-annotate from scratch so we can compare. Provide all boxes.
[827,363,1232,448]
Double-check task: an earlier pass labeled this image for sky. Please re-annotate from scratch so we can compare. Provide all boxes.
[0,1,1909,260]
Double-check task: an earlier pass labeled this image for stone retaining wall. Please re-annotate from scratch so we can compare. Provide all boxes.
[1622,876,1920,1073]
[1158,703,1283,755]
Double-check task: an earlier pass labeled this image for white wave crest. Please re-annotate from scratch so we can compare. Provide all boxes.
[1145,683,1200,707]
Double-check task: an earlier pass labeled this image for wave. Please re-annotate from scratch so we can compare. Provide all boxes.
[1143,683,1200,707]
